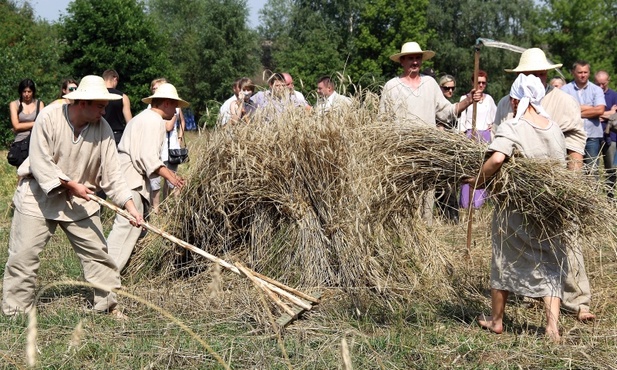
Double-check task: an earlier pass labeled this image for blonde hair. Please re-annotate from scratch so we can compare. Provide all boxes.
[439,75,455,87]
[150,77,168,91]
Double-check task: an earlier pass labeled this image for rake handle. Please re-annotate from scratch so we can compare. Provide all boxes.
[90,194,319,306]
[89,193,241,274]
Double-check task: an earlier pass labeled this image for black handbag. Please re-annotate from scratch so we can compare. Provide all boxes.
[167,131,188,165]
[7,136,30,167]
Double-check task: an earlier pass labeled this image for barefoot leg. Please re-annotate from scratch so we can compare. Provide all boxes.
[577,308,596,322]
[543,296,561,343]
[479,289,508,334]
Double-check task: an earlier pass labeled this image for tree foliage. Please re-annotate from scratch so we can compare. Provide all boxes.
[0,0,66,146]
[2,0,617,146]
[148,0,261,123]
[426,0,543,100]
[60,0,175,113]
[538,0,617,79]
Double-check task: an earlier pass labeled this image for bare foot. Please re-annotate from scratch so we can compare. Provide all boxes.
[577,309,596,322]
[478,314,503,334]
[545,327,561,343]
[109,308,128,321]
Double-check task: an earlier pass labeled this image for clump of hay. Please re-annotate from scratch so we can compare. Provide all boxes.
[129,102,458,305]
[128,103,615,308]
[370,123,612,235]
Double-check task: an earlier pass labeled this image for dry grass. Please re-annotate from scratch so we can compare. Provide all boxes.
[1,97,617,368]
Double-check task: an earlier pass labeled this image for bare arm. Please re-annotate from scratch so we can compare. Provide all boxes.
[121,94,132,123]
[455,89,482,116]
[600,105,617,121]
[155,165,185,188]
[123,199,144,227]
[177,109,186,142]
[9,101,35,132]
[580,104,605,119]
[464,151,506,188]
[165,115,176,132]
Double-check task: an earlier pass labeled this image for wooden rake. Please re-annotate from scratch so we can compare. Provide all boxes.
[89,194,320,326]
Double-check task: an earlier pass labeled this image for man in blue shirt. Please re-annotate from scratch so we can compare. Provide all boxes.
[594,70,617,197]
[561,60,606,178]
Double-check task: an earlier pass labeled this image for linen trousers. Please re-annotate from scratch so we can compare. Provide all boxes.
[2,210,120,315]
[107,190,145,272]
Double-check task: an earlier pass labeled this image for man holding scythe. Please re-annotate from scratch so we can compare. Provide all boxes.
[379,41,482,225]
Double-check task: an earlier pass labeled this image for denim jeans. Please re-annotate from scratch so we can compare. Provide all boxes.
[584,137,603,179]
[603,141,616,197]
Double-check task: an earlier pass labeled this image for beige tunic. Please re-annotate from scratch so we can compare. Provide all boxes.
[116,109,167,203]
[488,117,567,298]
[379,76,457,126]
[14,104,132,221]
[494,87,586,155]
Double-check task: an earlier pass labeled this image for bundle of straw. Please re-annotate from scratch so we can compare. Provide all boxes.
[129,104,615,306]
[129,104,456,303]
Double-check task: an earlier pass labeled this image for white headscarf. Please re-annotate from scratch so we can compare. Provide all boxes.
[509,74,550,122]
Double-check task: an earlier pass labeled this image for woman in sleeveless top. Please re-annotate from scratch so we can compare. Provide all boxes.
[9,79,45,142]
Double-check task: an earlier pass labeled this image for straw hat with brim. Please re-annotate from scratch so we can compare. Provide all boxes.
[390,42,435,63]
[63,75,122,101]
[142,83,190,108]
[504,48,563,72]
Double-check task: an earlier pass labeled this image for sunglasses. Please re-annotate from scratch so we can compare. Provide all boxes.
[68,87,78,92]
[441,86,455,91]
[477,81,487,85]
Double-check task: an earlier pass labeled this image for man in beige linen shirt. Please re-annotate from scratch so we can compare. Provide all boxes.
[379,41,481,225]
[2,75,143,318]
[107,83,188,272]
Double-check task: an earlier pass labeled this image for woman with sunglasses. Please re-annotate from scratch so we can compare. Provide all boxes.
[435,74,461,223]
[51,78,78,105]
[458,70,497,210]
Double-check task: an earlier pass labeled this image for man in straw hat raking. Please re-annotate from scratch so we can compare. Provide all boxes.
[1,75,144,319]
[379,41,482,225]
[106,83,188,272]
[494,48,595,322]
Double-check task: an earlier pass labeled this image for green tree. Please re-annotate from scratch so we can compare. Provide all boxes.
[344,0,432,90]
[259,0,364,101]
[426,0,543,100]
[148,0,260,124]
[60,0,175,113]
[537,0,617,81]
[0,0,66,146]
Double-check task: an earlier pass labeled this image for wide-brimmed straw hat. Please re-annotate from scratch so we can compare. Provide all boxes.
[63,75,122,101]
[141,83,190,108]
[390,42,435,63]
[504,48,563,72]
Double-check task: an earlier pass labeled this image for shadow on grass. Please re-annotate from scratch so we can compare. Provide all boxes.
[37,284,92,306]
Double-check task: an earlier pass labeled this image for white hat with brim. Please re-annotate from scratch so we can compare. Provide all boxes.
[504,48,563,72]
[63,75,122,101]
[141,83,190,108]
[390,42,436,63]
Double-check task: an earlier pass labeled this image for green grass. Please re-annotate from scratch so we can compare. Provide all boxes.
[1,140,617,369]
